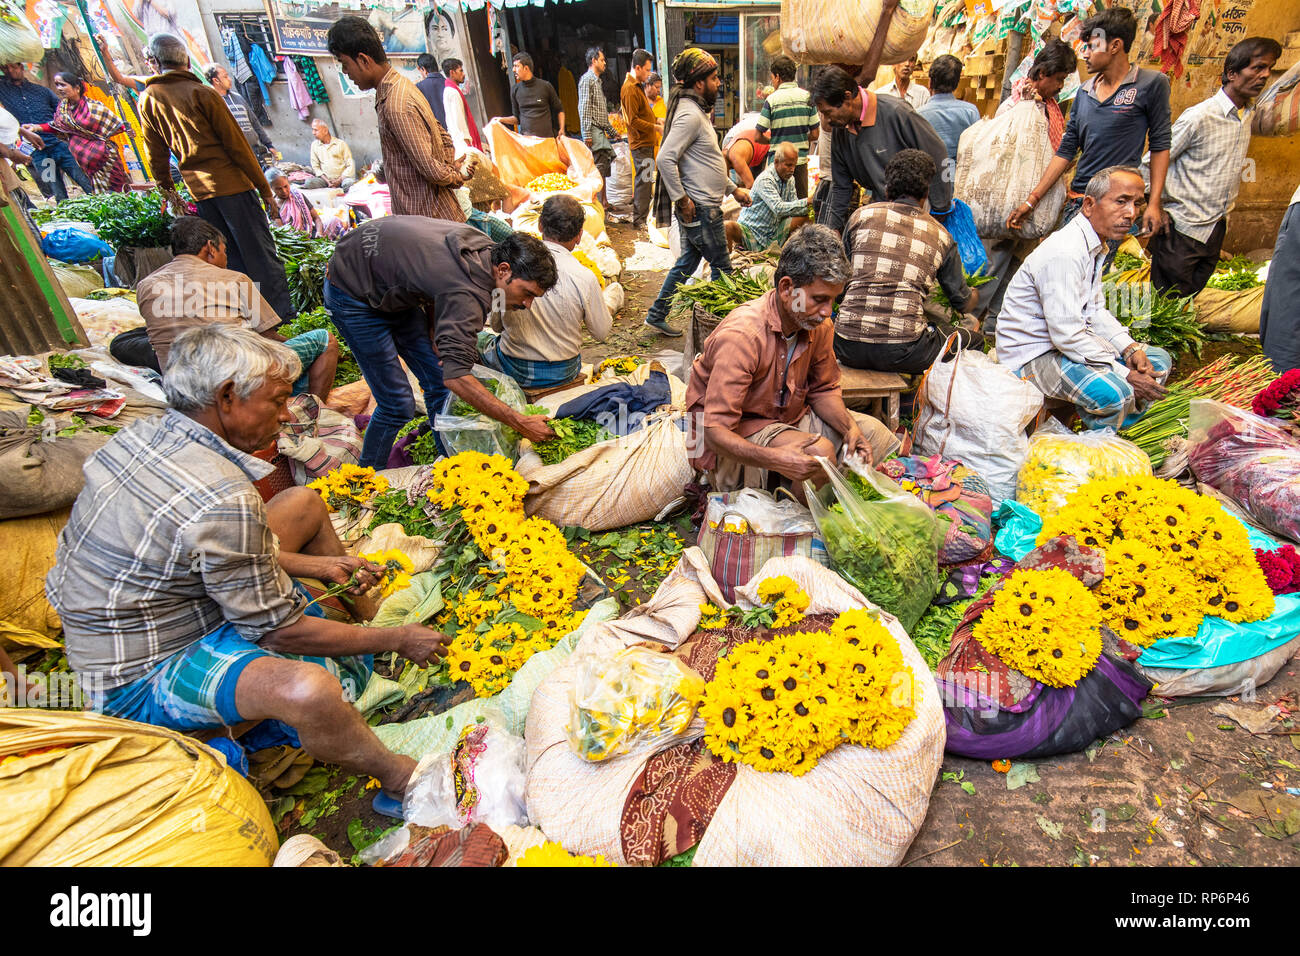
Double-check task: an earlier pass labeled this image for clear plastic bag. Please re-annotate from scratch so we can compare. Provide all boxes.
[804,458,940,632]
[566,645,706,762]
[702,487,818,535]
[431,364,527,461]
[402,722,528,831]
[1015,421,1152,516]
[1188,400,1300,544]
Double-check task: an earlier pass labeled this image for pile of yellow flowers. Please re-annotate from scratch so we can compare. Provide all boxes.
[427,451,591,697]
[699,575,811,631]
[700,609,917,775]
[307,464,389,518]
[608,112,628,137]
[516,841,615,867]
[567,646,705,761]
[973,568,1103,687]
[526,173,577,192]
[358,548,415,598]
[593,355,644,379]
[1037,476,1274,646]
[571,248,606,288]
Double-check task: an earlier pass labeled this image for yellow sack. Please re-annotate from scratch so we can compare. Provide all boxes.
[0,710,277,866]
[1194,285,1264,333]
[0,508,70,649]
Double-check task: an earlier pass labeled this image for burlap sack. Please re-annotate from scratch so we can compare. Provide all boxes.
[525,550,946,866]
[780,0,933,66]
[0,411,108,520]
[1194,285,1264,333]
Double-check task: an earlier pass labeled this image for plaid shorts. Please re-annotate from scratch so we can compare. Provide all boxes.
[284,329,331,395]
[99,587,371,731]
[1017,345,1172,430]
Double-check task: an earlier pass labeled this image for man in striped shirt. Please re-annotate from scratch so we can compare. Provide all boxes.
[327,16,468,223]
[1147,37,1280,297]
[755,55,819,198]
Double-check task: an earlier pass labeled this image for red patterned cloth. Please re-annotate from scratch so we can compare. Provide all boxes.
[1152,0,1201,79]
[45,96,129,192]
[384,824,508,867]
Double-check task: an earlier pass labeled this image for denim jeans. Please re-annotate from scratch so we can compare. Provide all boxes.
[323,278,449,468]
[31,140,93,201]
[646,202,732,326]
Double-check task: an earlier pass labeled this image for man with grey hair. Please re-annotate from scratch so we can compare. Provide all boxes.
[725,141,810,252]
[304,117,356,190]
[204,63,277,165]
[138,33,295,326]
[684,223,897,502]
[47,325,450,801]
[997,165,1171,430]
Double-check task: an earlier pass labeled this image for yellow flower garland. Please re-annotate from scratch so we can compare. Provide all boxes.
[516,841,615,867]
[972,568,1103,687]
[699,609,916,776]
[1037,476,1275,643]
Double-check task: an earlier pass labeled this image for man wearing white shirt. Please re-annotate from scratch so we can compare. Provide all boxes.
[1147,37,1280,297]
[877,55,930,110]
[481,194,612,388]
[441,58,481,158]
[997,165,1170,430]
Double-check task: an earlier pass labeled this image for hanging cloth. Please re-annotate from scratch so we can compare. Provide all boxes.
[248,42,277,105]
[1152,0,1201,79]
[293,56,328,104]
[282,56,311,120]
[222,28,254,85]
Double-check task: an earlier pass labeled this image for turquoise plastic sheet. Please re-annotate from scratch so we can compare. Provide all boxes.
[991,500,1300,670]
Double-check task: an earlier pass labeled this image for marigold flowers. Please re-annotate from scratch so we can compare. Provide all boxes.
[973,568,1103,687]
[1037,475,1275,643]
[515,841,615,867]
[699,609,916,776]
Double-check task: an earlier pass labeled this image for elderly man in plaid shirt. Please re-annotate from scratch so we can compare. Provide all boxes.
[47,325,451,802]
[724,143,810,252]
[997,166,1170,430]
[578,46,619,206]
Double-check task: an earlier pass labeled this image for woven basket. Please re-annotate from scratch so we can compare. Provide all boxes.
[691,303,725,350]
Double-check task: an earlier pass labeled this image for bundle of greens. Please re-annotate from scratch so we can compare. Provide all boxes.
[532,416,614,465]
[930,270,994,320]
[47,353,87,370]
[366,487,439,539]
[1103,277,1205,358]
[32,189,177,249]
[1215,253,1257,274]
[1107,250,1145,273]
[667,270,773,325]
[25,406,118,439]
[279,306,361,387]
[1121,353,1275,466]
[271,226,335,314]
[1205,269,1262,292]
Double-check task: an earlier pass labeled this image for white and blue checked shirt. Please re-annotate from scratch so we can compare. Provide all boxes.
[737,165,807,248]
[578,68,616,151]
[1154,87,1253,243]
[47,410,307,690]
[996,213,1136,375]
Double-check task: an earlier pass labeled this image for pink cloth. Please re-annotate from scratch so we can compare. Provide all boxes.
[283,57,312,119]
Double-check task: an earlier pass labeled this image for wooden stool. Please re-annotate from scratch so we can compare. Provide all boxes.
[837,366,908,431]
[522,375,587,404]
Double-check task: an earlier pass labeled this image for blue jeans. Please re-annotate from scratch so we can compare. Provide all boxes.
[31,140,93,201]
[646,203,733,326]
[324,277,449,468]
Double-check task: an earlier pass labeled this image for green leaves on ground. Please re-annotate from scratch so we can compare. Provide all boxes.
[942,770,976,795]
[564,520,689,606]
[279,306,362,387]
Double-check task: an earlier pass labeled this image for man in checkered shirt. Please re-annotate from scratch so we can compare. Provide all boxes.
[834,149,982,375]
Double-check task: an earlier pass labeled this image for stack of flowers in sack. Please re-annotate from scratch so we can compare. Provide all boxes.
[426,451,591,697]
[1036,475,1275,646]
[695,578,918,777]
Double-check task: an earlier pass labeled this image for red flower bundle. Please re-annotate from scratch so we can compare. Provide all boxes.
[1255,545,1300,595]
[1252,369,1300,420]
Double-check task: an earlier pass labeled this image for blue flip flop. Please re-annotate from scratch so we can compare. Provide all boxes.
[372,792,404,821]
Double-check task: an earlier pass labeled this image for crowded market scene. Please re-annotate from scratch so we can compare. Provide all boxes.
[3,0,1300,882]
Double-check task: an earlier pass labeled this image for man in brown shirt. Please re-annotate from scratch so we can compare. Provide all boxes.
[136,217,338,400]
[685,225,896,500]
[621,49,657,229]
[326,17,468,222]
[137,33,294,325]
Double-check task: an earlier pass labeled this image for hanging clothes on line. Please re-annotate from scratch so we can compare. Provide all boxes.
[248,43,278,107]
[221,26,254,85]
[282,56,311,119]
[293,56,328,104]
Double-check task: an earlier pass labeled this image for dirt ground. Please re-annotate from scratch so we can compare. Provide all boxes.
[270,223,1300,866]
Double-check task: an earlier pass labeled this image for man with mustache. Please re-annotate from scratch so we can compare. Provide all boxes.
[684,225,898,503]
[1147,36,1281,298]
[997,166,1170,431]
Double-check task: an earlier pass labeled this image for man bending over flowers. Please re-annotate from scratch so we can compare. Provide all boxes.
[47,325,450,799]
[685,224,898,502]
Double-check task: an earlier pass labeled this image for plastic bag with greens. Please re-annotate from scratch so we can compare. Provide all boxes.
[805,457,941,632]
[431,365,527,461]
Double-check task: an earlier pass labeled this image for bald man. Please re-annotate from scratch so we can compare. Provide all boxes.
[726,142,811,251]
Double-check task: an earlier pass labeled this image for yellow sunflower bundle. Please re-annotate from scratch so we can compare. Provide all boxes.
[307,464,389,517]
[568,646,705,761]
[699,610,916,776]
[1037,476,1274,645]
[357,548,415,598]
[516,841,615,867]
[972,568,1104,687]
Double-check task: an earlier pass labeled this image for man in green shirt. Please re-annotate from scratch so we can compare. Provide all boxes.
[756,55,819,198]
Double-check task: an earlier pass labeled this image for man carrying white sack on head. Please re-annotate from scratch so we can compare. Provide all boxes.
[996,165,1171,430]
